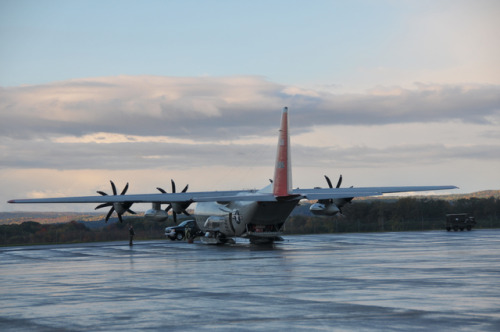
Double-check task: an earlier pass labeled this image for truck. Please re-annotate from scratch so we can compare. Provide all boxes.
[446,213,476,231]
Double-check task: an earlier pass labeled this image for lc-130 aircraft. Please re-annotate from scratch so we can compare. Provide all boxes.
[9,107,457,244]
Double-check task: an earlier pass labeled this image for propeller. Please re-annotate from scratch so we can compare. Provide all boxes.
[325,174,342,189]
[157,179,191,224]
[323,174,353,215]
[95,180,136,223]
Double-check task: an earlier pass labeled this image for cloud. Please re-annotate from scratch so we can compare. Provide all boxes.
[0,76,284,139]
[1,75,499,173]
[1,76,499,142]
[0,138,274,170]
[2,129,499,171]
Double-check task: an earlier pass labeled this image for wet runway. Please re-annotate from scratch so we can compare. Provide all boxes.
[1,230,500,331]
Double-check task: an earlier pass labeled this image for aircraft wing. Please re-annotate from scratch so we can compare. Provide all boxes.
[8,185,457,205]
[293,185,458,200]
[7,190,278,205]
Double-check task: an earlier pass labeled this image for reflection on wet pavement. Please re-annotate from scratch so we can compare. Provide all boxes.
[1,230,500,331]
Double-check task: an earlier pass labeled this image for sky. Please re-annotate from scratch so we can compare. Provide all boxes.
[1,0,499,212]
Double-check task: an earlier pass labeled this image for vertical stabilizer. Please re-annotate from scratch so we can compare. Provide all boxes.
[273,107,292,197]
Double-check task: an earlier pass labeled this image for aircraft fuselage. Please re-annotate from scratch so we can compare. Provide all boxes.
[194,198,299,242]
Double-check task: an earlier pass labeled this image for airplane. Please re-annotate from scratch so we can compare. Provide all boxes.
[8,107,457,244]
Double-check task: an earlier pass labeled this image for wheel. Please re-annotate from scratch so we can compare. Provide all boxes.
[176,232,184,241]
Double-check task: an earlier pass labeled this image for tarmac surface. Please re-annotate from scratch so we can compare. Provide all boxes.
[1,229,500,331]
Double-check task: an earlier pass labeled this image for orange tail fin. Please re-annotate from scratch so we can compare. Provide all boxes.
[273,107,292,197]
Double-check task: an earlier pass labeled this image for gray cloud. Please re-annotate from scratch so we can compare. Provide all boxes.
[2,135,499,171]
[0,139,274,170]
[1,76,499,141]
[293,143,500,169]
[1,76,499,177]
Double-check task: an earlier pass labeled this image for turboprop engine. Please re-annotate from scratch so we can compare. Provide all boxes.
[310,202,341,216]
[309,174,353,216]
[144,203,169,222]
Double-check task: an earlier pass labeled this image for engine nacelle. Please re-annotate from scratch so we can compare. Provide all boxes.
[309,202,340,216]
[144,209,169,222]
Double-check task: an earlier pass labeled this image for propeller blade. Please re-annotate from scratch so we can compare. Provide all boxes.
[173,211,177,224]
[118,213,123,223]
[157,187,167,194]
[182,209,191,216]
[95,203,112,210]
[110,181,117,195]
[120,182,129,195]
[324,175,333,189]
[97,191,108,196]
[182,184,189,193]
[165,205,172,213]
[171,179,176,193]
[105,207,115,222]
[336,175,342,188]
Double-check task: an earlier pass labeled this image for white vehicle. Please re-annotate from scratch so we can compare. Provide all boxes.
[9,107,457,244]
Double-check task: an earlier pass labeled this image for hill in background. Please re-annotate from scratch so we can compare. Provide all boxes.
[0,212,106,226]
